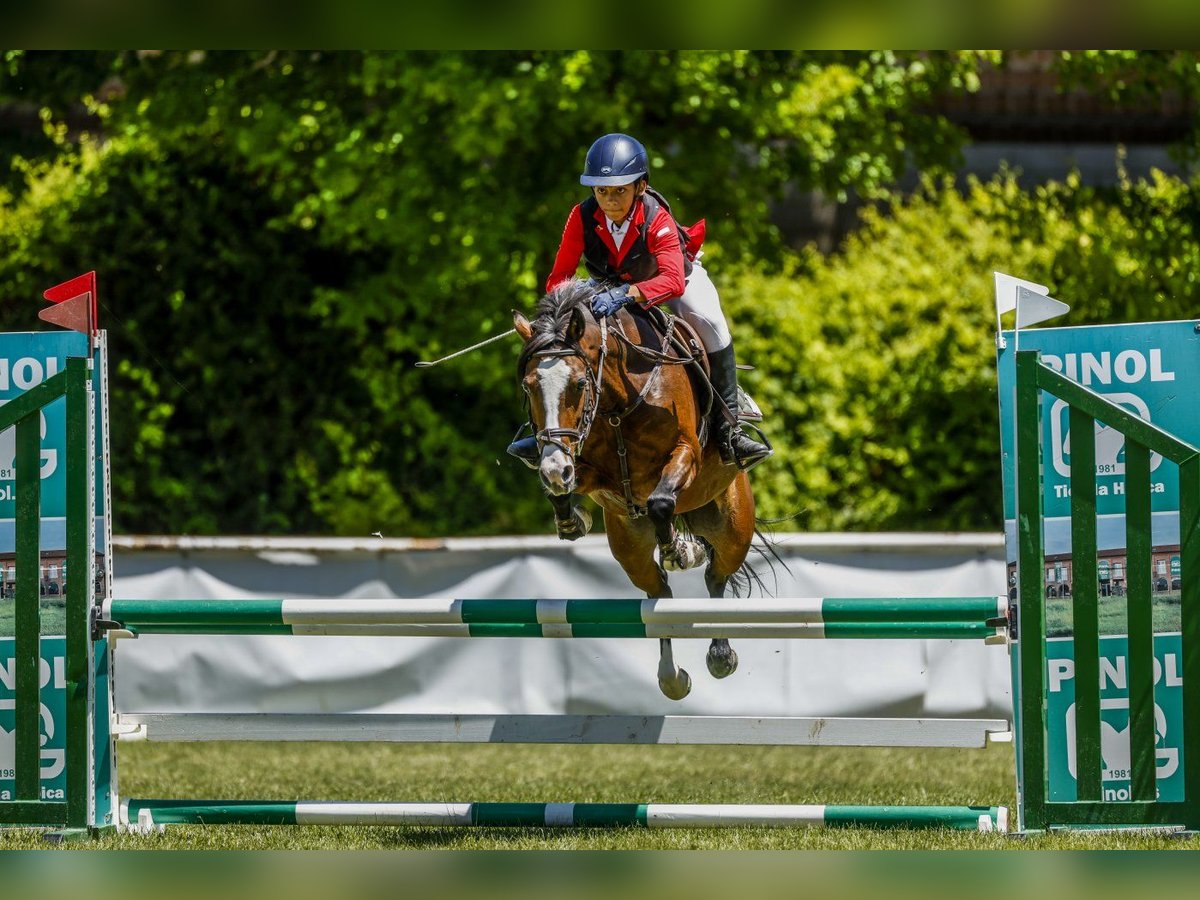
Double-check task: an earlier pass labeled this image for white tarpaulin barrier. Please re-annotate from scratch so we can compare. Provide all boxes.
[110,533,1011,719]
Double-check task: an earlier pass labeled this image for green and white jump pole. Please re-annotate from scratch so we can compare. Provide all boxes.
[121,800,1007,832]
[101,596,1008,641]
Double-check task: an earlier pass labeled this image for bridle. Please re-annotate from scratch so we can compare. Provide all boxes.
[523,307,686,520]
[529,317,610,462]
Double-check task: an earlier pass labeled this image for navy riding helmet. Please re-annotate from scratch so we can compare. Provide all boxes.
[580,133,648,186]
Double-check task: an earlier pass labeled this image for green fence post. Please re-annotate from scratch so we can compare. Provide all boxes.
[1124,441,1156,803]
[63,357,93,833]
[1179,454,1200,830]
[1015,350,1048,831]
[1068,406,1101,802]
[13,414,41,803]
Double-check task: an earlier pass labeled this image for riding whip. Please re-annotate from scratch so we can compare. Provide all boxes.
[414,328,517,368]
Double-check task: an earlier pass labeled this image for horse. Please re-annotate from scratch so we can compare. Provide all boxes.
[513,278,757,700]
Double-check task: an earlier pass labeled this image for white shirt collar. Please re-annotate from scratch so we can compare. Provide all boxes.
[608,216,632,248]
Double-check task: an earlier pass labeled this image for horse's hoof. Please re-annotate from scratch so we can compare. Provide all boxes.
[660,538,704,571]
[555,506,592,542]
[556,521,583,542]
[658,667,692,700]
[706,643,738,679]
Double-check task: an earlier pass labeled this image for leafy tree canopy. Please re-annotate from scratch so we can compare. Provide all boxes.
[2,50,1196,535]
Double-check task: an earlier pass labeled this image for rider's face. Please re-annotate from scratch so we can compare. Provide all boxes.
[592,181,644,225]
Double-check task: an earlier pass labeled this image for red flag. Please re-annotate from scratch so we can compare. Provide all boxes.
[40,271,97,336]
[38,290,93,334]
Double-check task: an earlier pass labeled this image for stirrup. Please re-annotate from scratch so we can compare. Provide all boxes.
[725,423,773,472]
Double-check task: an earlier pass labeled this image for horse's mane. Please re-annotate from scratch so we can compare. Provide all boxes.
[515,279,596,381]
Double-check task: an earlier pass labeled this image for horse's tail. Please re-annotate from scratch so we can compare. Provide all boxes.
[725,519,790,598]
[677,513,793,598]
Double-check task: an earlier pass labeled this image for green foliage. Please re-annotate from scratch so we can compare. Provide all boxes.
[734,169,1200,531]
[0,51,996,536]
[0,138,378,533]
[1054,51,1200,164]
[4,51,1200,536]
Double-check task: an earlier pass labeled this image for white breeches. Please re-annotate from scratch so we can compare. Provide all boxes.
[663,260,732,352]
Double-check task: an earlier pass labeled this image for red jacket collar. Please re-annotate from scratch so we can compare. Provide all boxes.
[590,197,645,264]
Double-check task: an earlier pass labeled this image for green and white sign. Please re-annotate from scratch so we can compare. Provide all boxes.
[1044,635,1185,802]
[997,320,1200,522]
[997,317,1196,822]
[0,331,108,551]
[0,637,114,822]
[0,331,115,826]
[0,637,69,800]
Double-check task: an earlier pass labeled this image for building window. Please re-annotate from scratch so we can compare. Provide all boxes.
[1157,559,1168,575]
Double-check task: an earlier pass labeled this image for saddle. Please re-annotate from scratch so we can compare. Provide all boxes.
[633,306,763,446]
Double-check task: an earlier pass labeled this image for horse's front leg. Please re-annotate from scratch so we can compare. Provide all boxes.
[547,492,593,542]
[646,443,704,571]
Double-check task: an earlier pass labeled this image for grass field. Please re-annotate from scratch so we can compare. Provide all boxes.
[1045,592,1181,637]
[0,597,66,637]
[0,741,1194,849]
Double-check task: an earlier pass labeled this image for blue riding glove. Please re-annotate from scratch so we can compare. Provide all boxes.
[590,284,633,319]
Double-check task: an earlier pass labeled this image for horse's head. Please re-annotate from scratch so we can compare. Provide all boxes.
[513,280,604,495]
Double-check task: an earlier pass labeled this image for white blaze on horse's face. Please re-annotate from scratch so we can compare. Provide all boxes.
[537,356,577,495]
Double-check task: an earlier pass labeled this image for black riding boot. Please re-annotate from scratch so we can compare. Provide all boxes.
[708,344,772,471]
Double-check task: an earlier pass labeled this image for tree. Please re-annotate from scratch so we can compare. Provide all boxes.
[2,50,1002,534]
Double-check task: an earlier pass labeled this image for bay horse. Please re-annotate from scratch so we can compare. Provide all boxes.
[513,278,757,700]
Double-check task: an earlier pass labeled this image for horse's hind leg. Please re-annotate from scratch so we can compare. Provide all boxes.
[703,553,738,679]
[686,472,756,680]
[605,510,691,701]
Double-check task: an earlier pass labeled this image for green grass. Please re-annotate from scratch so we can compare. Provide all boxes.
[0,597,67,638]
[0,741,1193,849]
[1046,592,1180,637]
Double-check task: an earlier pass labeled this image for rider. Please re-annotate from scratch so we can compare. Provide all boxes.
[508,133,772,471]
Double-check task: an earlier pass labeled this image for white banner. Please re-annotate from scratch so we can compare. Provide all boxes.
[110,533,1011,719]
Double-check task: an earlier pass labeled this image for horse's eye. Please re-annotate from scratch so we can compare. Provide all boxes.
[575,377,587,390]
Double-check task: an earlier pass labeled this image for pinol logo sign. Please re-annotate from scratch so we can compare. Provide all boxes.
[0,352,65,513]
[1048,394,1163,480]
[1045,635,1185,802]
[0,640,68,800]
[0,408,57,485]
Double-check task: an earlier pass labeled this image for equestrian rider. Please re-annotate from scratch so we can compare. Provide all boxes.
[508,132,772,471]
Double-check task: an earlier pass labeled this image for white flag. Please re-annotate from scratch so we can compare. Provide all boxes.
[1015,285,1071,328]
[993,271,1048,316]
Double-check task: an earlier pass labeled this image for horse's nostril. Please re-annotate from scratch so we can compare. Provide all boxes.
[562,464,574,483]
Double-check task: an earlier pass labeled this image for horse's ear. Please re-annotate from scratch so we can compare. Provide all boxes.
[567,306,586,343]
[512,310,533,341]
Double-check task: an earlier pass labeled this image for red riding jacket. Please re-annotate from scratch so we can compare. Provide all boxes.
[545,190,705,306]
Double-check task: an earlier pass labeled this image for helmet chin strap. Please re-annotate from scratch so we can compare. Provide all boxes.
[610,183,646,228]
